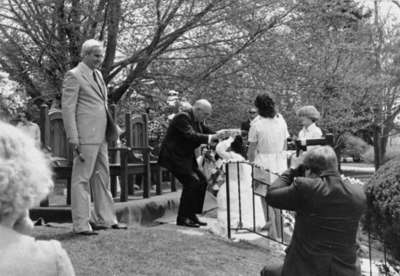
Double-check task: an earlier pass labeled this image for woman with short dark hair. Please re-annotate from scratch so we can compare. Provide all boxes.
[261,146,366,276]
[254,93,276,118]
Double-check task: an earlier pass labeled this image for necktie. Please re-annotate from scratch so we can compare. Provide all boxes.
[198,122,203,133]
[93,71,104,96]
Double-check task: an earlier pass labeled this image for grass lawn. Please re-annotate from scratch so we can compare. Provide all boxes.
[32,223,282,276]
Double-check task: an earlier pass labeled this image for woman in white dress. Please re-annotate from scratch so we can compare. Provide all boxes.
[215,135,267,236]
[247,93,290,240]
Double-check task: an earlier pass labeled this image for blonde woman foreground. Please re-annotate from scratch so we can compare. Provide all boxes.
[0,121,75,276]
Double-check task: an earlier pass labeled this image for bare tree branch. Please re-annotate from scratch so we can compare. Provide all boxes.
[392,0,400,9]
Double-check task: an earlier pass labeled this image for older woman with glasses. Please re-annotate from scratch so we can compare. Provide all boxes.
[261,146,366,276]
[240,108,258,136]
[0,121,75,275]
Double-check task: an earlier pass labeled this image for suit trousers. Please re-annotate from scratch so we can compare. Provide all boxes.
[71,142,117,232]
[172,168,207,218]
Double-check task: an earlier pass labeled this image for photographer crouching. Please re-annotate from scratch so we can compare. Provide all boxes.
[261,146,366,276]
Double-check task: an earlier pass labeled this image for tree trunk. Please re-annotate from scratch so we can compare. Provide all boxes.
[102,0,121,77]
[373,125,381,170]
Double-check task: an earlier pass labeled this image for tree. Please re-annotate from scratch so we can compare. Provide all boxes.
[0,71,27,121]
[0,0,295,106]
[206,0,377,137]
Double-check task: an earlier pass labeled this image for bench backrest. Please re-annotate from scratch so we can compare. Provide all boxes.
[125,113,149,148]
[40,104,73,162]
[49,111,73,160]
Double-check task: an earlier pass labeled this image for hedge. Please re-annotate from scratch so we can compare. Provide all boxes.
[364,156,400,260]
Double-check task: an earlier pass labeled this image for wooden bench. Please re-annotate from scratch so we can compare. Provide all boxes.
[111,112,176,201]
[39,103,73,206]
[39,103,173,204]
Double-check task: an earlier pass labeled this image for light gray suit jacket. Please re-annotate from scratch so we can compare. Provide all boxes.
[62,62,108,145]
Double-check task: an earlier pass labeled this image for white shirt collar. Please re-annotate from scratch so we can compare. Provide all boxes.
[80,61,95,75]
[304,122,318,132]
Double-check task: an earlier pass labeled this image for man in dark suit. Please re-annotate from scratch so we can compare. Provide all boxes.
[261,146,366,276]
[159,99,223,227]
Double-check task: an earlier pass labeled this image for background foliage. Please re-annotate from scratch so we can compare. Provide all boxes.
[1,0,400,160]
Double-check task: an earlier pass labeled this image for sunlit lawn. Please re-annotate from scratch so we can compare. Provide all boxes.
[32,223,280,276]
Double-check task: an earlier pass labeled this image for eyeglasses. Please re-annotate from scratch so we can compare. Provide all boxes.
[249,111,257,114]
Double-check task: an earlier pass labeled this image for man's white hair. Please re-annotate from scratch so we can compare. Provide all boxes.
[193,99,212,111]
[81,39,104,57]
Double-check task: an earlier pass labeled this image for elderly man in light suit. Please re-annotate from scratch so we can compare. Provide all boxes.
[62,39,126,235]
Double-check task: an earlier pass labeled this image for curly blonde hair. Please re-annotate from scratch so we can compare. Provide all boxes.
[0,121,53,221]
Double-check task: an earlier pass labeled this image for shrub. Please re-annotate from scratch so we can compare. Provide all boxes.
[364,156,400,261]
[341,132,370,162]
[384,142,400,162]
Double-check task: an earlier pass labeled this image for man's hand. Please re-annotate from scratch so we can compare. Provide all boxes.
[71,142,79,151]
[71,142,85,162]
[289,155,306,177]
[210,133,222,142]
[289,155,304,170]
[216,129,241,139]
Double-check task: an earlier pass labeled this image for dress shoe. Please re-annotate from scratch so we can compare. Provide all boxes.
[190,215,207,226]
[76,231,98,236]
[89,222,108,231]
[177,217,200,228]
[111,223,128,230]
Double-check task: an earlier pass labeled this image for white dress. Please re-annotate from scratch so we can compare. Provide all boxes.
[214,137,267,236]
[248,114,289,239]
[248,114,289,174]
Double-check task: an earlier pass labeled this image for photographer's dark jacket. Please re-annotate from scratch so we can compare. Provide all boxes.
[266,169,366,276]
[158,110,213,174]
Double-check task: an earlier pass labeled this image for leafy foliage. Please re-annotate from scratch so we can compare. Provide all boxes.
[0,72,27,121]
[0,0,292,104]
[364,156,400,260]
[1,0,400,161]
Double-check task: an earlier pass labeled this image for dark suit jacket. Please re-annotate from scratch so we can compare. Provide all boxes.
[158,110,213,174]
[266,169,366,276]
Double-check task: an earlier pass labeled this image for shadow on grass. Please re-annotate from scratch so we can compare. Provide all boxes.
[34,230,86,241]
[33,224,102,242]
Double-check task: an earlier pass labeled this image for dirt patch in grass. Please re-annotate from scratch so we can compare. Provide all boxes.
[32,223,282,276]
